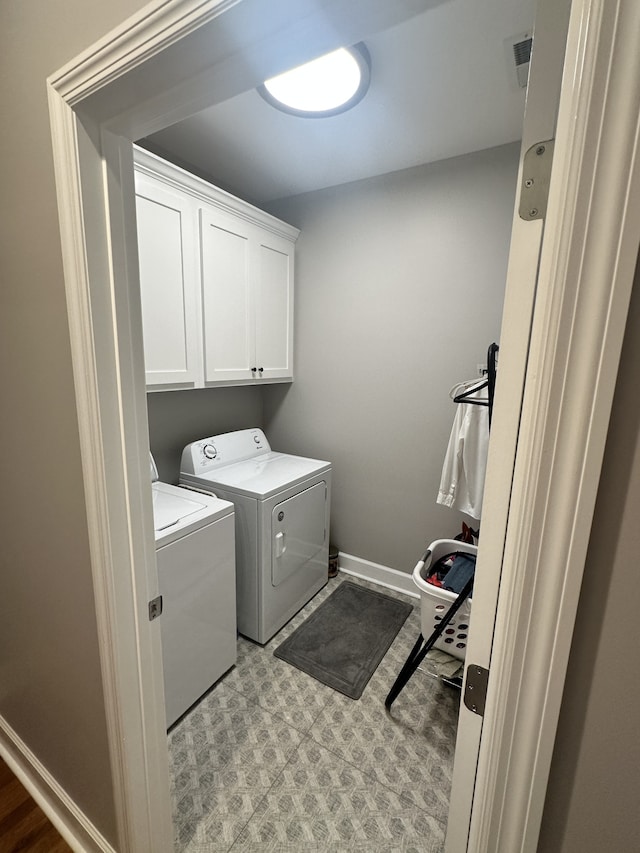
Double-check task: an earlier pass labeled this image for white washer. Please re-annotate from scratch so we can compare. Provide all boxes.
[180,429,331,644]
[151,455,236,727]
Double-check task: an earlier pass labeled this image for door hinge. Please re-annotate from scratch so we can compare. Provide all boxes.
[519,139,555,221]
[148,595,163,621]
[464,664,489,717]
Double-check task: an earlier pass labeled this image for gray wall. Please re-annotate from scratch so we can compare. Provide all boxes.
[537,253,640,853]
[0,0,149,843]
[147,387,263,482]
[264,144,519,572]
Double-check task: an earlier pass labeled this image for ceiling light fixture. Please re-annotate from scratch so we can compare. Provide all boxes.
[258,44,370,117]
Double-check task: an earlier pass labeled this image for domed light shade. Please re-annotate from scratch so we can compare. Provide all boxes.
[258,44,370,117]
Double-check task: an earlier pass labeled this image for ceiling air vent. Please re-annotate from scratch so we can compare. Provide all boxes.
[506,32,532,89]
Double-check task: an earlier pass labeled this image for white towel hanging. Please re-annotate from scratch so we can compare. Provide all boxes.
[437,382,489,520]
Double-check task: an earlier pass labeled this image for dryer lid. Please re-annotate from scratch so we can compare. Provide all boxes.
[185,451,330,499]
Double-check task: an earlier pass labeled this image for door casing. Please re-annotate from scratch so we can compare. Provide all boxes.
[46,0,640,850]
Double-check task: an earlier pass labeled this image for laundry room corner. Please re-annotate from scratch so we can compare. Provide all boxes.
[262,144,520,575]
[146,385,265,483]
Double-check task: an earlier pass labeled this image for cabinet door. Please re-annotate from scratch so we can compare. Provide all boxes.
[135,174,200,388]
[254,231,294,381]
[200,207,255,384]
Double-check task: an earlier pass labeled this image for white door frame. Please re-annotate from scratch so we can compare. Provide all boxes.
[46,1,640,851]
[446,0,572,846]
[460,1,640,850]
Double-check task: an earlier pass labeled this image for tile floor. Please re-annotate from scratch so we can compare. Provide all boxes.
[168,573,461,852]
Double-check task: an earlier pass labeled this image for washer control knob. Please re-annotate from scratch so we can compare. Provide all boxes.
[253,435,261,444]
[203,443,218,460]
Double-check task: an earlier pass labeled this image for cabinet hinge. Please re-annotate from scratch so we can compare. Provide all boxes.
[464,664,489,717]
[518,139,555,221]
[148,595,163,621]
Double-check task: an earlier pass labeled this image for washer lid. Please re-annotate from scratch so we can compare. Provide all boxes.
[152,481,232,536]
[183,451,331,499]
[150,452,159,483]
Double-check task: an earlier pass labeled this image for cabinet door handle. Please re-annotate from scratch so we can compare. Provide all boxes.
[258,367,264,374]
[251,366,257,373]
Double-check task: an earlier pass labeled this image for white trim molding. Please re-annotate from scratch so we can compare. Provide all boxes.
[47,89,174,853]
[0,718,116,853]
[338,552,419,599]
[134,146,300,241]
[468,0,640,850]
[48,0,242,106]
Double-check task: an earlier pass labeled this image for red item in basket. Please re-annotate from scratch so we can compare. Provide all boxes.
[427,574,444,587]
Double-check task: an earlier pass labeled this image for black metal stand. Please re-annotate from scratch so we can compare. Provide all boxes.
[384,574,474,711]
[385,343,495,712]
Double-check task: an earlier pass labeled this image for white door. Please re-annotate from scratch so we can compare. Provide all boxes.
[271,481,327,586]
[135,175,200,388]
[446,0,571,848]
[156,513,236,728]
[200,206,255,384]
[255,231,294,381]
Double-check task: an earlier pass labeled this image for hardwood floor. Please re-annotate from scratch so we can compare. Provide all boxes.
[0,758,72,852]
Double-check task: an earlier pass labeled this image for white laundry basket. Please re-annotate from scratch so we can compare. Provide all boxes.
[412,538,476,662]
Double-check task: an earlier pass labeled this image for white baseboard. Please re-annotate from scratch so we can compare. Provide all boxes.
[0,716,116,852]
[338,552,419,599]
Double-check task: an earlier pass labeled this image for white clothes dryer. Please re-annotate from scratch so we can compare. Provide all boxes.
[151,455,236,727]
[180,429,331,644]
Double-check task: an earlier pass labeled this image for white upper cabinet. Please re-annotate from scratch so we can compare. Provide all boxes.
[134,147,298,390]
[200,208,294,384]
[135,174,200,389]
[254,232,294,382]
[200,207,255,384]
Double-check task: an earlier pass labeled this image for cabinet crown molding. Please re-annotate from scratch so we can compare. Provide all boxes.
[134,145,299,242]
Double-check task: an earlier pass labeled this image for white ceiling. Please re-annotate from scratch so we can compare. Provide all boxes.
[141,0,536,205]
